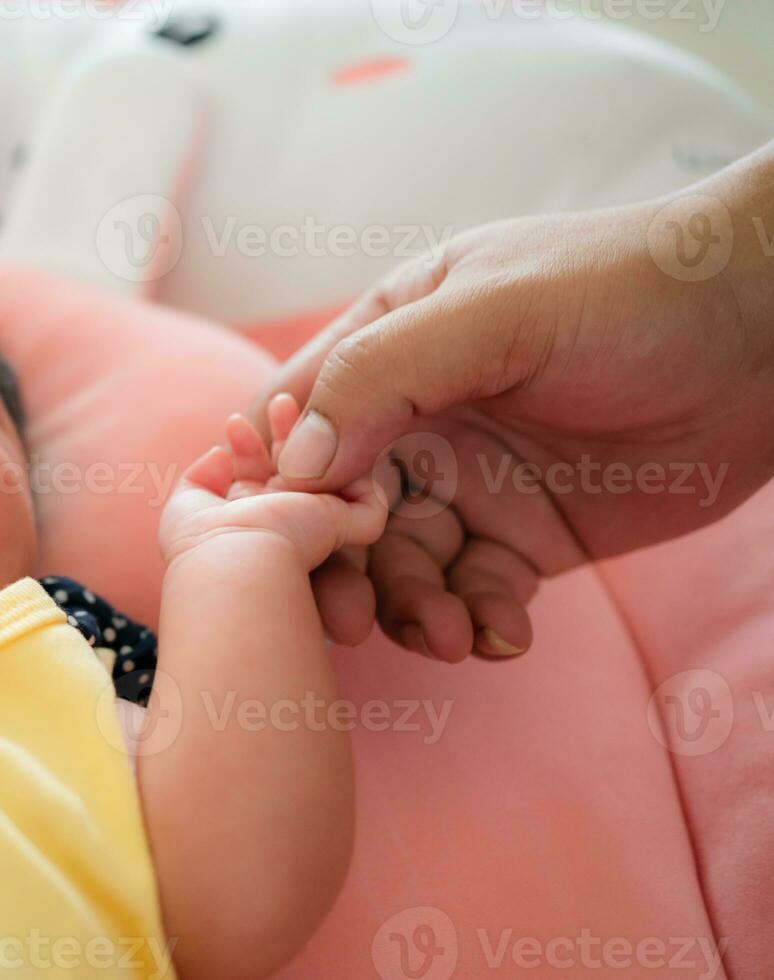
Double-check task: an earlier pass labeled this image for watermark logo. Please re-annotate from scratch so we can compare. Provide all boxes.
[371,0,459,45]
[96,194,183,283]
[96,668,183,757]
[372,907,458,980]
[647,668,734,757]
[647,194,733,282]
[373,433,458,519]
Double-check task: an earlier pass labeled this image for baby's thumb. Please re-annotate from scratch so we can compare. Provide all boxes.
[276,291,513,490]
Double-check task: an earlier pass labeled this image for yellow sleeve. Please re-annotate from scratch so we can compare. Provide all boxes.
[0,578,175,980]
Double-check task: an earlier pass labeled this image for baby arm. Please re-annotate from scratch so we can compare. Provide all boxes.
[137,400,386,980]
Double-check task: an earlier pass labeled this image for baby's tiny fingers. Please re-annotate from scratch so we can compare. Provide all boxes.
[226,413,272,484]
[269,393,301,465]
[334,480,389,549]
[182,446,234,498]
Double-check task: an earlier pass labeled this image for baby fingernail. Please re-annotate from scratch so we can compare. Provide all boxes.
[277,411,338,480]
[483,628,525,657]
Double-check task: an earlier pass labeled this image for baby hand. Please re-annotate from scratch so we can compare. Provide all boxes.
[160,395,387,570]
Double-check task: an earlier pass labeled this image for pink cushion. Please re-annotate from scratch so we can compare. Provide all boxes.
[600,486,774,980]
[1,265,767,978]
[0,267,274,626]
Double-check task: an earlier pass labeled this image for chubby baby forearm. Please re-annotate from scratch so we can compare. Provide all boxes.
[137,532,354,980]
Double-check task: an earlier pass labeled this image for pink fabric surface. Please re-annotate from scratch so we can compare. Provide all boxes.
[600,485,774,980]
[0,267,274,626]
[1,265,765,978]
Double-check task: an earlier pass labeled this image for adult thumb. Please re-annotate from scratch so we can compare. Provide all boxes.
[276,285,520,490]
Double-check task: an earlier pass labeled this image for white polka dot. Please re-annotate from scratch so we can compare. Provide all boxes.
[67,616,78,627]
[139,673,150,685]
[120,646,132,655]
[103,627,117,642]
[42,577,56,585]
[83,590,95,604]
[113,617,127,629]
[122,659,135,672]
[55,590,68,603]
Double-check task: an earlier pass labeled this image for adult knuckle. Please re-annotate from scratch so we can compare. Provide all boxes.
[320,334,377,397]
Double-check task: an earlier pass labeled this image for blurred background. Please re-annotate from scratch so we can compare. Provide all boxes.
[575,0,773,110]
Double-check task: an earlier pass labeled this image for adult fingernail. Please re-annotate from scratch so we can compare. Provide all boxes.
[483,628,525,657]
[277,411,338,480]
[399,622,433,659]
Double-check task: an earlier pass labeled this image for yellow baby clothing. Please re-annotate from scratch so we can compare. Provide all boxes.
[0,578,175,979]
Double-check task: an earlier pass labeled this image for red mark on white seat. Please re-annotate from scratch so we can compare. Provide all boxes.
[331,56,411,86]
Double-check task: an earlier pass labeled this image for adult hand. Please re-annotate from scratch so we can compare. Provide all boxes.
[251,144,774,662]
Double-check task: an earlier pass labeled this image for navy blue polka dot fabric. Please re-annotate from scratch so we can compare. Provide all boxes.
[39,576,157,707]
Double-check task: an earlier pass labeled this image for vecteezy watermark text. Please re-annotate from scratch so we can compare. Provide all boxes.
[371,0,727,47]
[201,691,454,746]
[481,0,726,33]
[0,456,179,508]
[0,0,170,23]
[201,216,454,267]
[96,194,455,283]
[374,435,730,520]
[478,454,729,508]
[373,907,729,980]
[477,928,728,976]
[0,931,176,979]
[99,682,456,757]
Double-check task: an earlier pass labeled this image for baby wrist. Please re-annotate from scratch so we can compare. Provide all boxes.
[163,527,303,580]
